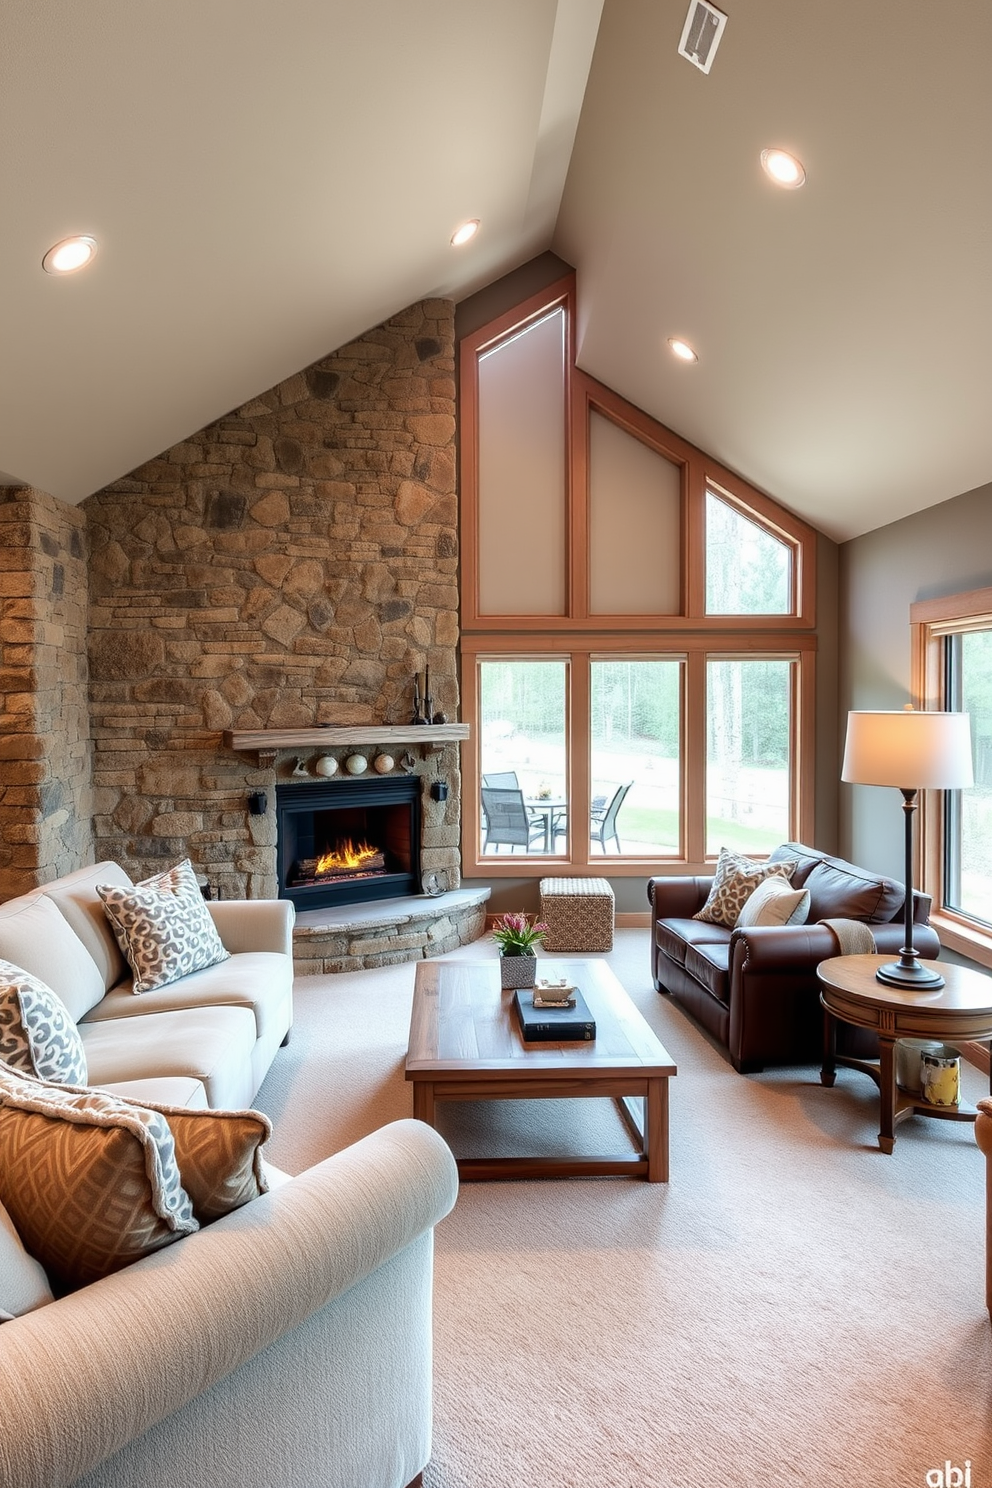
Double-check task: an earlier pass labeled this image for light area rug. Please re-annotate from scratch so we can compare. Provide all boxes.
[255,930,992,1488]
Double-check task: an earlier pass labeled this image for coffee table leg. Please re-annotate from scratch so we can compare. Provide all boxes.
[412,1079,436,1128]
[644,1077,668,1183]
[878,1037,897,1154]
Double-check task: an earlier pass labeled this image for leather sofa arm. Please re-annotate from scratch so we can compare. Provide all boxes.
[731,919,941,969]
[0,1119,458,1488]
[730,922,846,970]
[647,876,714,919]
[207,897,295,957]
[867,921,940,958]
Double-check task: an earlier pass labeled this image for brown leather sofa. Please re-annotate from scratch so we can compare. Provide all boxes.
[647,841,940,1072]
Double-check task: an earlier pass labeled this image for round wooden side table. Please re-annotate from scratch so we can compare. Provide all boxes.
[817,954,992,1153]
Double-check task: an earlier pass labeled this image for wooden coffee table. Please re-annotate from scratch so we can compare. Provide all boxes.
[405,958,677,1182]
[818,953,992,1153]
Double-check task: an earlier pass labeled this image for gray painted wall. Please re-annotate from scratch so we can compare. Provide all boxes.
[839,480,992,884]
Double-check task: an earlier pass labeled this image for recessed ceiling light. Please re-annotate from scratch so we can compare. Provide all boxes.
[42,235,98,274]
[668,337,698,363]
[450,219,480,247]
[760,149,806,189]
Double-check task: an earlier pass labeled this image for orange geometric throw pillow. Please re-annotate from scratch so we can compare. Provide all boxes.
[0,1064,197,1292]
[134,1101,272,1224]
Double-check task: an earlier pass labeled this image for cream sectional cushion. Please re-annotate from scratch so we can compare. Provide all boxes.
[0,1197,54,1319]
[0,894,106,1021]
[41,861,132,993]
[100,1076,210,1109]
[97,859,231,995]
[0,961,88,1084]
[83,950,291,1044]
[80,1004,259,1109]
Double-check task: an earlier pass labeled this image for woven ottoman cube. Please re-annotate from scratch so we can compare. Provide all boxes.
[539,877,615,953]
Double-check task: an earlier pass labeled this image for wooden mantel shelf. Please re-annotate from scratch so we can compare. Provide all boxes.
[224,724,469,754]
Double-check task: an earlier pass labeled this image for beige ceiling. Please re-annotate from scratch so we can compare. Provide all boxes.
[4,0,992,541]
[558,0,992,541]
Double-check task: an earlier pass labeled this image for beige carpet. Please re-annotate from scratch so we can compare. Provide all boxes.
[255,930,992,1488]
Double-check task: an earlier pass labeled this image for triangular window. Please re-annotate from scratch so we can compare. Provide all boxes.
[705,491,793,615]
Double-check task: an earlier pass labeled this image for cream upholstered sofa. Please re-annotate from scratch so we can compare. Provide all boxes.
[0,861,460,1487]
[0,860,294,1109]
[0,1117,459,1488]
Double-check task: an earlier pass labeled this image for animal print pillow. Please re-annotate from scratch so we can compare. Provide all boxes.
[96,859,230,995]
[692,847,797,929]
[0,961,87,1085]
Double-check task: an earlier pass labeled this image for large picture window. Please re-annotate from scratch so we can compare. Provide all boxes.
[913,586,992,966]
[706,658,793,856]
[591,659,681,855]
[479,660,567,856]
[459,273,818,876]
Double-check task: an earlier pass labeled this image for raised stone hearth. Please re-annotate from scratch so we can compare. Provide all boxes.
[292,888,490,974]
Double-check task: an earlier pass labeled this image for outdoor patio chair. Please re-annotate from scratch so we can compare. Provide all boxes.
[590,781,633,852]
[481,787,547,853]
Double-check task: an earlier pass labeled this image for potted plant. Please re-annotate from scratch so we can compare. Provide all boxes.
[491,912,548,988]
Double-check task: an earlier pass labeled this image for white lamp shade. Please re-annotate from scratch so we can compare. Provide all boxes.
[842,709,974,790]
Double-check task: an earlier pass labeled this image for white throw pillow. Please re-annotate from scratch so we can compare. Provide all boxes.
[96,859,230,995]
[736,875,811,928]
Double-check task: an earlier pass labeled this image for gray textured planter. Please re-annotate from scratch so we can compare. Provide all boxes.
[499,951,537,989]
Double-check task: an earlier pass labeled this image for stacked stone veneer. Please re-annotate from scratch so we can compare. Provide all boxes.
[0,487,93,896]
[292,891,490,976]
[83,298,464,907]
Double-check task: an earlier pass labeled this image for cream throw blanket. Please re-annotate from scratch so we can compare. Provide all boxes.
[819,918,877,955]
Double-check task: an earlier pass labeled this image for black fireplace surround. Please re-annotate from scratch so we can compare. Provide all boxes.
[276,776,422,910]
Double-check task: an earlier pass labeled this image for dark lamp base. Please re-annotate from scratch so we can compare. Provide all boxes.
[875,958,945,991]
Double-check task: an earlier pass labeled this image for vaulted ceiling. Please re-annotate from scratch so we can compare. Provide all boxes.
[4,0,991,540]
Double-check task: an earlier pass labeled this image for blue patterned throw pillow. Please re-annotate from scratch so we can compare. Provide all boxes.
[96,859,230,995]
[0,960,88,1085]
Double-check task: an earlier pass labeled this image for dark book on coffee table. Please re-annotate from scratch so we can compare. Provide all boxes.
[513,988,596,1042]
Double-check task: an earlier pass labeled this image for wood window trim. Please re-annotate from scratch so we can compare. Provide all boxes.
[459,275,576,631]
[911,584,992,970]
[461,637,816,878]
[459,281,817,634]
[460,278,819,877]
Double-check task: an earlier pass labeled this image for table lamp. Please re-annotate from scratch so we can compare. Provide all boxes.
[841,705,973,989]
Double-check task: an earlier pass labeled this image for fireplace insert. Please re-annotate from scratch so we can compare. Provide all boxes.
[276,776,421,910]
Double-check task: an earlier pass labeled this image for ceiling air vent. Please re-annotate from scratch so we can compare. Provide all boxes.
[678,0,728,74]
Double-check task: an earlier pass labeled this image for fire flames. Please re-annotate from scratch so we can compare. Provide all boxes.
[316,840,380,874]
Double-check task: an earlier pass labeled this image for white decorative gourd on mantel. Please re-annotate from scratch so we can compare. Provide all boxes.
[344,754,368,775]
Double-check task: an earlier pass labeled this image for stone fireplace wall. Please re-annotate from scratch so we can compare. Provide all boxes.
[83,298,461,898]
[0,487,93,896]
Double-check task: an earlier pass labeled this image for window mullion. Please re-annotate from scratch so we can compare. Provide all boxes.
[685,653,707,864]
[570,654,591,867]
